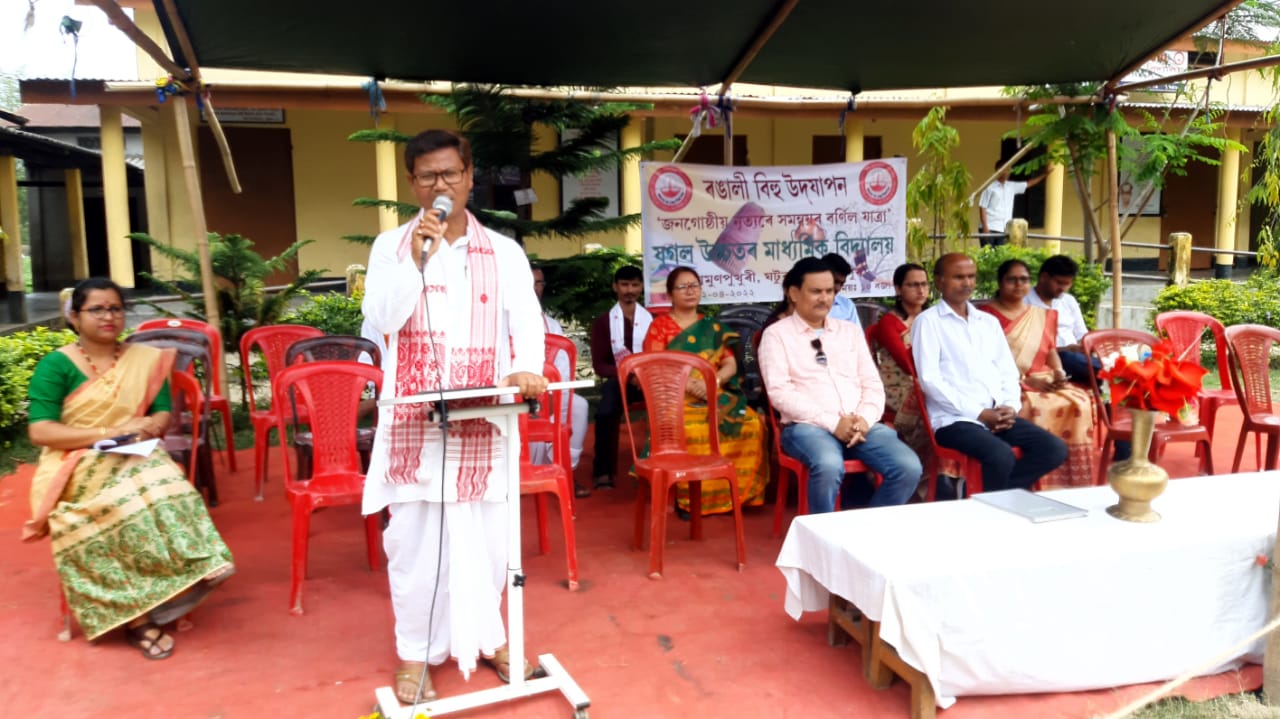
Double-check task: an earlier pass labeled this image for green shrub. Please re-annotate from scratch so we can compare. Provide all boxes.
[283,291,364,337]
[532,247,642,330]
[1151,272,1280,329]
[973,245,1109,329]
[0,327,77,447]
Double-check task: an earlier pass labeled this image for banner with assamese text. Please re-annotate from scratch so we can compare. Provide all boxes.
[640,159,907,305]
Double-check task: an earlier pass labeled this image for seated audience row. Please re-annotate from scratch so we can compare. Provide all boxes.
[539,253,1088,517]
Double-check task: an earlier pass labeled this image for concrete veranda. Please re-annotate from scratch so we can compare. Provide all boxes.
[0,413,1266,718]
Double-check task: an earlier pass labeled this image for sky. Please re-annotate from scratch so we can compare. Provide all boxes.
[0,0,137,80]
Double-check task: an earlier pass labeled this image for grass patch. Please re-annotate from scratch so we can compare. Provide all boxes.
[1,434,39,477]
[1127,692,1280,718]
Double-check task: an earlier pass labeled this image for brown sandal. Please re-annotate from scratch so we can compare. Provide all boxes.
[125,621,174,660]
[394,661,436,704]
[483,645,536,683]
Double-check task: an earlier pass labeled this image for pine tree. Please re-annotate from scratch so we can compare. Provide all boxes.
[346,84,679,244]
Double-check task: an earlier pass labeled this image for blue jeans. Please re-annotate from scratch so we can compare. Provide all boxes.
[781,422,923,514]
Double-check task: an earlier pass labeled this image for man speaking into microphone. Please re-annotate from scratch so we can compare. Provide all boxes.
[362,129,547,704]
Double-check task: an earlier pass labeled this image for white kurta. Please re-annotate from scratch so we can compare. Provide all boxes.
[361,218,545,513]
[360,217,544,672]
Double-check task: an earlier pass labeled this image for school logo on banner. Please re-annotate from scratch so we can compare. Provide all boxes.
[640,159,908,306]
[648,166,694,212]
[859,161,898,206]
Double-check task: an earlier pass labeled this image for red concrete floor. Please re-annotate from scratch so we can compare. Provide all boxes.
[0,408,1264,719]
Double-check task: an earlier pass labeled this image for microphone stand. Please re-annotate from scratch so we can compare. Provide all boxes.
[373,380,593,719]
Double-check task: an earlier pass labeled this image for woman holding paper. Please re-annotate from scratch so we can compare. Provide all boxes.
[979,260,1096,487]
[24,277,234,660]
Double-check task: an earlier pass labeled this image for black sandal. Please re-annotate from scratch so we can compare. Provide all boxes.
[574,483,591,499]
[125,621,174,660]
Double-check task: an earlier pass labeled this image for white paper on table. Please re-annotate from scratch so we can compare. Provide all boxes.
[93,438,160,457]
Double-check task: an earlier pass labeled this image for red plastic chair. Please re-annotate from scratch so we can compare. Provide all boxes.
[908,379,988,499]
[1154,311,1239,445]
[764,401,877,538]
[519,375,579,591]
[619,351,746,579]
[138,318,238,472]
[1081,329,1213,479]
[165,370,209,488]
[542,336,578,483]
[241,324,324,499]
[273,361,383,615]
[1225,324,1280,472]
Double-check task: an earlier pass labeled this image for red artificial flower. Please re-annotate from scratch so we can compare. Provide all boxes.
[1098,337,1207,413]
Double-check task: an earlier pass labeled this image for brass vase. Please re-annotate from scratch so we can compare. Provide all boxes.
[1106,408,1169,522]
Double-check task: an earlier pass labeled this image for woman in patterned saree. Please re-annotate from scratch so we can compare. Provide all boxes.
[25,278,234,660]
[868,263,961,493]
[641,266,769,516]
[979,259,1096,487]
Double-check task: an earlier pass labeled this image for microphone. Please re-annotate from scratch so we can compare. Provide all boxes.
[431,195,453,223]
[421,196,454,268]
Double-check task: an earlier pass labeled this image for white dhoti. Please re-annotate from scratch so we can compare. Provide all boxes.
[384,500,509,676]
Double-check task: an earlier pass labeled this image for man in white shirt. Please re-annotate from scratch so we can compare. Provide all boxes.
[530,266,589,491]
[362,130,546,704]
[978,161,1045,247]
[1024,254,1094,382]
[912,253,1066,492]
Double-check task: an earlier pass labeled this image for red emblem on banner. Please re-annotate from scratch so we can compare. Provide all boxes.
[859,161,898,206]
[648,166,694,212]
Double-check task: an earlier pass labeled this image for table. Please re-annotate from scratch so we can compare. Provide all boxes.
[775,473,1279,716]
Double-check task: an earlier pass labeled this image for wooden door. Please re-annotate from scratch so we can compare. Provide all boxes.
[1160,153,1218,270]
[198,126,298,284]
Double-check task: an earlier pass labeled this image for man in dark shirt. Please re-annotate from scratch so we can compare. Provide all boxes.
[587,266,651,489]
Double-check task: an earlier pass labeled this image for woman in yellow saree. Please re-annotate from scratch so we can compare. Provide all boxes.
[979,260,1097,487]
[25,278,234,659]
[641,266,769,516]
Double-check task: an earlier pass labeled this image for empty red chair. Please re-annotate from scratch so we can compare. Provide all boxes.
[519,374,579,590]
[619,351,745,579]
[1154,310,1238,445]
[1081,329,1212,479]
[273,361,383,615]
[138,317,238,472]
[241,324,324,499]
[1225,324,1280,472]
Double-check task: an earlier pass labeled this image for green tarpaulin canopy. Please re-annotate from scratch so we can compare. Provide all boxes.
[153,0,1236,91]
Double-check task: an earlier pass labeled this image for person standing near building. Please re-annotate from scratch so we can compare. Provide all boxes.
[362,129,547,704]
[978,160,1046,246]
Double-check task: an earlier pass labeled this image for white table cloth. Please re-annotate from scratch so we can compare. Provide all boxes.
[776,473,1279,708]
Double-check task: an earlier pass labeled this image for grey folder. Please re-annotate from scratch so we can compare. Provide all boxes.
[972,489,1089,523]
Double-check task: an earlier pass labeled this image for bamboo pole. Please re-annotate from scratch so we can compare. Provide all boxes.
[159,0,242,194]
[719,0,800,89]
[1103,0,1243,90]
[83,0,187,78]
[1107,128,1123,330]
[968,141,1039,205]
[1112,50,1280,95]
[170,97,222,329]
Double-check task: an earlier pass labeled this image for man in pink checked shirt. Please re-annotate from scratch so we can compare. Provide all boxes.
[758,257,922,513]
